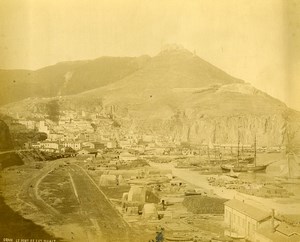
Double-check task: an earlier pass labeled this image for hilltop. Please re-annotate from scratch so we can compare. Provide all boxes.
[0,46,299,148]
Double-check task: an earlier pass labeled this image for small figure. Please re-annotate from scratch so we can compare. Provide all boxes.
[155,228,164,242]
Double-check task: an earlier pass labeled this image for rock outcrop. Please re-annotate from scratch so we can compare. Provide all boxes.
[170,114,286,146]
[1,47,299,149]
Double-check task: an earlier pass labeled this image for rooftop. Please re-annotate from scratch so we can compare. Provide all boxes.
[277,222,300,237]
[279,214,300,225]
[257,222,300,242]
[224,199,271,222]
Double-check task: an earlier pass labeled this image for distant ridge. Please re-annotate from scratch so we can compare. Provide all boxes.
[0,56,150,106]
[0,46,245,106]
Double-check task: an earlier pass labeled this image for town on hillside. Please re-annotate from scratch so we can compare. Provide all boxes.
[0,104,300,242]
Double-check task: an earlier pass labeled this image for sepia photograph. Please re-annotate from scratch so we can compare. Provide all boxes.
[0,0,300,241]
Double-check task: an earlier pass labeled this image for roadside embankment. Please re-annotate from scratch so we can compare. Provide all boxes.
[0,152,23,169]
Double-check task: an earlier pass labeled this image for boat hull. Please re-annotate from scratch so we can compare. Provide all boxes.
[221,164,267,172]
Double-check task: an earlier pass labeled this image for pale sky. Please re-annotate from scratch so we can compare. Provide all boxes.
[0,0,299,110]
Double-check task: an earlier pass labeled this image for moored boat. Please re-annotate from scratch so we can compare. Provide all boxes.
[221,163,267,172]
[221,134,268,173]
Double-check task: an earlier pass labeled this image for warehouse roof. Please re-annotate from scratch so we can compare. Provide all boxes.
[224,199,271,222]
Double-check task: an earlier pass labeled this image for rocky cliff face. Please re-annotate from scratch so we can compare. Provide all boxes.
[127,112,287,147]
[0,120,13,151]
[170,114,286,146]
[1,47,299,149]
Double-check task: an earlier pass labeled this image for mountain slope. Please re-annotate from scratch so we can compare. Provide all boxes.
[0,56,150,106]
[0,46,299,148]
[82,47,243,97]
[77,47,285,119]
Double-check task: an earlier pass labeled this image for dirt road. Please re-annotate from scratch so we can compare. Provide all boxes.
[18,159,138,242]
[20,159,65,220]
[67,164,132,242]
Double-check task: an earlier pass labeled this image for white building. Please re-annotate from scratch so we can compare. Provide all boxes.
[39,141,60,152]
[128,185,146,203]
[48,133,64,141]
[38,121,50,135]
[224,199,271,241]
[18,119,36,130]
[119,152,137,161]
[63,141,82,151]
[106,140,117,149]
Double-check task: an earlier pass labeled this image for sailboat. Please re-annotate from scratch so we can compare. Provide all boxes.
[274,153,300,181]
[221,134,268,172]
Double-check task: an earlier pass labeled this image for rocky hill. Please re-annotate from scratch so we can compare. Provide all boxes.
[0,46,299,148]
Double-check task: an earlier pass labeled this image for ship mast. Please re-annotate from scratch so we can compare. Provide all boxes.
[207,144,210,162]
[288,153,292,178]
[237,130,240,166]
[254,134,257,166]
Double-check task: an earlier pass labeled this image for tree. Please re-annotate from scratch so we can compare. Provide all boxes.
[33,132,47,142]
[46,99,60,122]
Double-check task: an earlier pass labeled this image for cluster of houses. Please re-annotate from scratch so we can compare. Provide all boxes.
[13,111,286,161]
[22,117,200,157]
